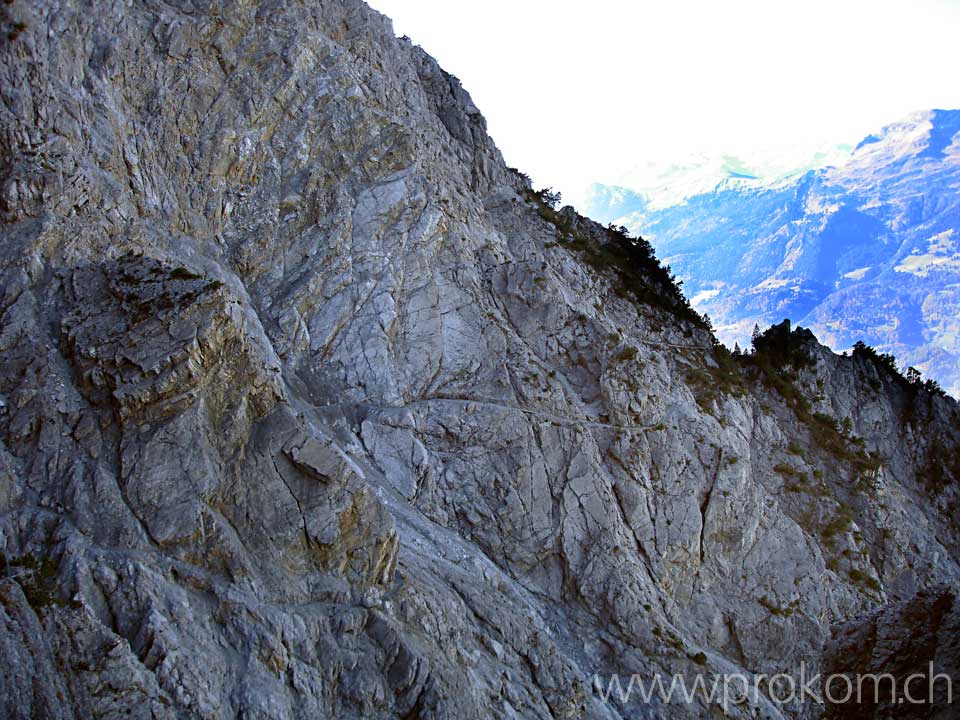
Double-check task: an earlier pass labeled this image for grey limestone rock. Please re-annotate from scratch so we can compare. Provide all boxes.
[0,0,957,718]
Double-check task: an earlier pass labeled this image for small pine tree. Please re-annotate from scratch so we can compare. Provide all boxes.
[539,188,562,209]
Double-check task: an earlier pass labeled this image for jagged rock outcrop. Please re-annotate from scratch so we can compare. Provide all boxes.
[822,587,958,720]
[0,1,958,718]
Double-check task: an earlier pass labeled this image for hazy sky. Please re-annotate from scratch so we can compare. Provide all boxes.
[366,0,960,208]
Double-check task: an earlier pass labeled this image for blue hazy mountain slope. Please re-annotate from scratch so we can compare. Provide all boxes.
[589,109,960,396]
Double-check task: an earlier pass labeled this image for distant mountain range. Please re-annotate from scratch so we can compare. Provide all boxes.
[588,109,960,396]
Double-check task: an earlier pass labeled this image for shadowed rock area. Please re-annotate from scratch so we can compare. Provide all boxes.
[0,1,958,718]
[822,588,958,719]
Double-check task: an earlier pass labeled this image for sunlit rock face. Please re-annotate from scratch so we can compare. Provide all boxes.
[590,110,960,398]
[0,2,958,718]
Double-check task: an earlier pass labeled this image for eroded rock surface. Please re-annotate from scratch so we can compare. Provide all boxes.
[0,1,958,718]
[823,588,959,720]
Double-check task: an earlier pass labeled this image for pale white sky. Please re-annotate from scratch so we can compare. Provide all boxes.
[366,1,960,209]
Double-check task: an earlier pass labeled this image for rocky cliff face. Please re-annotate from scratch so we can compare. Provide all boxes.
[0,1,958,718]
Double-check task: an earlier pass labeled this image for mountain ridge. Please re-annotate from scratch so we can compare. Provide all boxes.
[0,2,958,718]
[589,109,960,397]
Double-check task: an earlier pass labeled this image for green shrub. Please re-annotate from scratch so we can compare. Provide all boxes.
[8,553,63,611]
[170,266,204,281]
[851,342,948,399]
[690,651,708,666]
[759,595,794,617]
[751,320,815,370]
[847,568,882,594]
[852,341,898,375]
[773,463,799,477]
[525,188,705,327]
[820,510,854,547]
[7,20,26,41]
